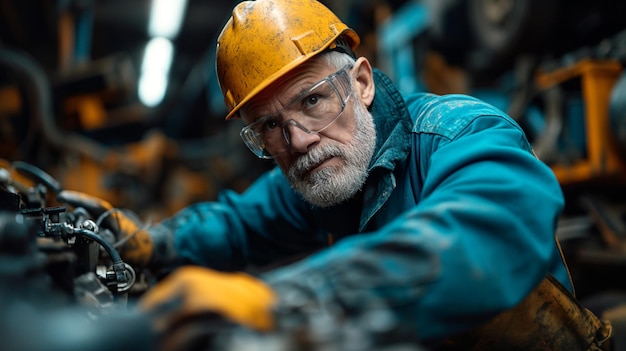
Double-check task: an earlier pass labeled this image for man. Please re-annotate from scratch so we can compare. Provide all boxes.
[59,0,610,349]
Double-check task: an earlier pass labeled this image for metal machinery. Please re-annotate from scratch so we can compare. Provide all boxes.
[0,160,156,351]
[0,159,426,351]
[0,1,273,350]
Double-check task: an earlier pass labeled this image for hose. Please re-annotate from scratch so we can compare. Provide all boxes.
[73,227,122,264]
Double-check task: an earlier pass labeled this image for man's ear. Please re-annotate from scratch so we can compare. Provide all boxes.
[352,57,375,107]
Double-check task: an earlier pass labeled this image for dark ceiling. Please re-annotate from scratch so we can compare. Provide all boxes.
[91,0,237,61]
[0,0,362,86]
[0,0,368,136]
[0,0,241,82]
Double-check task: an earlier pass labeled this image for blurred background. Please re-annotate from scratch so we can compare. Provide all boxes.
[2,0,626,314]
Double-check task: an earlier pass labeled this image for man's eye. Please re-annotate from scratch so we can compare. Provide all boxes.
[262,119,280,131]
[304,94,320,108]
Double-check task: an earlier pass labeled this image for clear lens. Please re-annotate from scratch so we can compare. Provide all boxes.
[240,65,353,159]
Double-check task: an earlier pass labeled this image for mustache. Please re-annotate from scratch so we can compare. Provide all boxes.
[290,144,344,177]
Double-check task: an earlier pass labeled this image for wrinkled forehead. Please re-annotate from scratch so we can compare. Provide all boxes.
[240,58,335,122]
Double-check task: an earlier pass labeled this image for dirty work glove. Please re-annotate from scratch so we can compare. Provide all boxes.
[138,266,277,332]
[57,190,154,268]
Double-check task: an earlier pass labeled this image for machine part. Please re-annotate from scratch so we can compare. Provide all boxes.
[73,228,123,266]
[18,198,131,292]
[422,0,471,63]
[0,160,157,351]
[530,85,565,164]
[377,1,430,95]
[80,219,98,232]
[67,229,130,294]
[0,49,110,162]
[12,160,62,194]
[74,271,115,311]
[52,54,136,100]
[0,160,49,209]
[0,212,37,256]
[466,0,558,80]
[72,219,99,275]
[609,71,626,155]
[536,59,624,184]
[113,262,136,293]
[216,0,359,119]
[579,194,626,251]
[0,183,22,212]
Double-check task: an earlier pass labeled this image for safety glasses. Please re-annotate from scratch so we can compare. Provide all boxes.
[240,65,353,159]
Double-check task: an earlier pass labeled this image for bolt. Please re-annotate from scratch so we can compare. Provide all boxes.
[80,219,98,233]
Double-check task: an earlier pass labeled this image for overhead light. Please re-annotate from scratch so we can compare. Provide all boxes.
[140,0,187,107]
[141,37,173,73]
[138,72,168,107]
[148,0,188,39]
[138,37,174,107]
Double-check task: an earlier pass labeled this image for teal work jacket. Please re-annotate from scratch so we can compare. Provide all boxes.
[157,68,571,342]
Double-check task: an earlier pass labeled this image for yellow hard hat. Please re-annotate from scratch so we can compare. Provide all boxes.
[216,0,360,120]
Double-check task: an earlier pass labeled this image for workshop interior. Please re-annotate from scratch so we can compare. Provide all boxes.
[2,0,626,350]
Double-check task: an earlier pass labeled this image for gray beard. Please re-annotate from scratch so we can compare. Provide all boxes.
[286,101,377,208]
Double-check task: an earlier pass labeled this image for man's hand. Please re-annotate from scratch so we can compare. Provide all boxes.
[57,190,154,267]
[138,266,277,332]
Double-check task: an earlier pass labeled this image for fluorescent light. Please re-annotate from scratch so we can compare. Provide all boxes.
[139,37,174,107]
[141,37,174,73]
[141,0,187,106]
[148,0,188,39]
[138,73,168,107]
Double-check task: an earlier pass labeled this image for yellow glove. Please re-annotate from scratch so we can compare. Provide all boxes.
[138,266,277,332]
[57,190,154,267]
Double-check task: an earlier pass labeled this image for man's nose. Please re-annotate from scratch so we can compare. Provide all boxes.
[283,121,320,154]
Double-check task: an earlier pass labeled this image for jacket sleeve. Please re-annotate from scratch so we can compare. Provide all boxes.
[261,94,566,342]
[155,167,329,271]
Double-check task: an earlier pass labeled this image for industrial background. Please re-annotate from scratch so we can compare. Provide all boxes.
[2,0,626,350]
